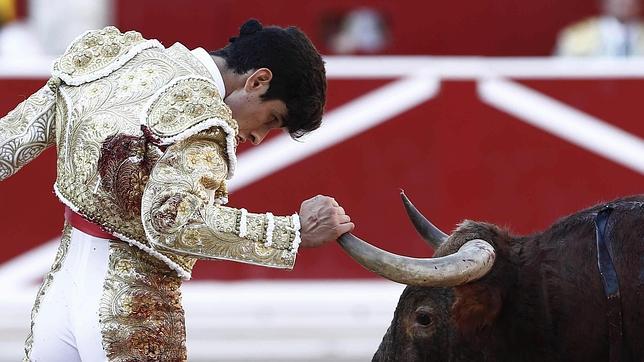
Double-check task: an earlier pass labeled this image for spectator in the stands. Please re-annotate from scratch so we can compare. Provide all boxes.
[555,0,644,56]
[0,0,110,55]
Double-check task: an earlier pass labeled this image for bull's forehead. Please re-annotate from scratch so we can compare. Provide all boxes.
[399,286,454,307]
[434,220,507,258]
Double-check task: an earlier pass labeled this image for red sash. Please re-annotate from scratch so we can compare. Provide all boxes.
[64,206,113,239]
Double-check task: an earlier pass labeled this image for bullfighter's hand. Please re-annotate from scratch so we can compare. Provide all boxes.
[299,195,355,248]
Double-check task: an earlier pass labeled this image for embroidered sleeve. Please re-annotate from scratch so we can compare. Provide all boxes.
[0,81,57,181]
[141,129,302,269]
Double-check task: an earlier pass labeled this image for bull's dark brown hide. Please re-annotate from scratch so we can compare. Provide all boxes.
[374,196,643,362]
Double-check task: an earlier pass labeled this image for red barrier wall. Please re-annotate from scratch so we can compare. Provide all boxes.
[115,0,598,56]
[1,73,641,280]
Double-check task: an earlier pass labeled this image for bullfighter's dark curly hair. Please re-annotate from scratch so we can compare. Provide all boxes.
[210,19,327,139]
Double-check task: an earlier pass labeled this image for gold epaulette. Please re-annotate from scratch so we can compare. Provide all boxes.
[142,76,239,179]
[52,26,164,86]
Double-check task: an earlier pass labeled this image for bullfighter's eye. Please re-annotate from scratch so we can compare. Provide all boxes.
[414,310,432,327]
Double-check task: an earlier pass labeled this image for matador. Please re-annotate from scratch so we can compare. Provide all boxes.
[0,20,354,361]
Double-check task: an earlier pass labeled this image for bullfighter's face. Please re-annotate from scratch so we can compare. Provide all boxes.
[224,68,287,146]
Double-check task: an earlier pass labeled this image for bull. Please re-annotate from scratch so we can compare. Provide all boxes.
[338,193,643,361]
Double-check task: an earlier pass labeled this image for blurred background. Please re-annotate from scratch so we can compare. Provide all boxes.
[0,0,642,361]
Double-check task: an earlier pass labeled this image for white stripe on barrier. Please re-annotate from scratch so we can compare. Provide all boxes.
[478,78,644,175]
[6,56,644,79]
[228,74,440,192]
[0,56,55,78]
[0,238,58,291]
[324,56,644,79]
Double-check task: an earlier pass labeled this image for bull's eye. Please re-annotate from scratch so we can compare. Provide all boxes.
[414,309,433,327]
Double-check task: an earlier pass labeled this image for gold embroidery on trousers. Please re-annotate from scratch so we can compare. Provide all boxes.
[99,241,186,361]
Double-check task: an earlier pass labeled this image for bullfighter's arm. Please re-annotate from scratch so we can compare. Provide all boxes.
[0,79,58,181]
[141,128,301,269]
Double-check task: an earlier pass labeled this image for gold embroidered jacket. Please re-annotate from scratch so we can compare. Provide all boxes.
[0,26,301,278]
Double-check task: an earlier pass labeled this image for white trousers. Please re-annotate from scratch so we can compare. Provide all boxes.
[29,227,110,361]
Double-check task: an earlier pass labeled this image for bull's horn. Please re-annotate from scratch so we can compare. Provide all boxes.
[400,190,447,248]
[337,233,495,287]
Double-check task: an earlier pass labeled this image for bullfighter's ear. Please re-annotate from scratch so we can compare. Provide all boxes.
[451,283,503,336]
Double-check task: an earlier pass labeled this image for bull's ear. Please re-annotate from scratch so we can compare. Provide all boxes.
[450,283,503,336]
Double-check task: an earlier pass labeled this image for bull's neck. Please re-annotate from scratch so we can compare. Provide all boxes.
[504,237,557,353]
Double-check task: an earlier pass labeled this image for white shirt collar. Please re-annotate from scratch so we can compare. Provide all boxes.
[191,47,226,97]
